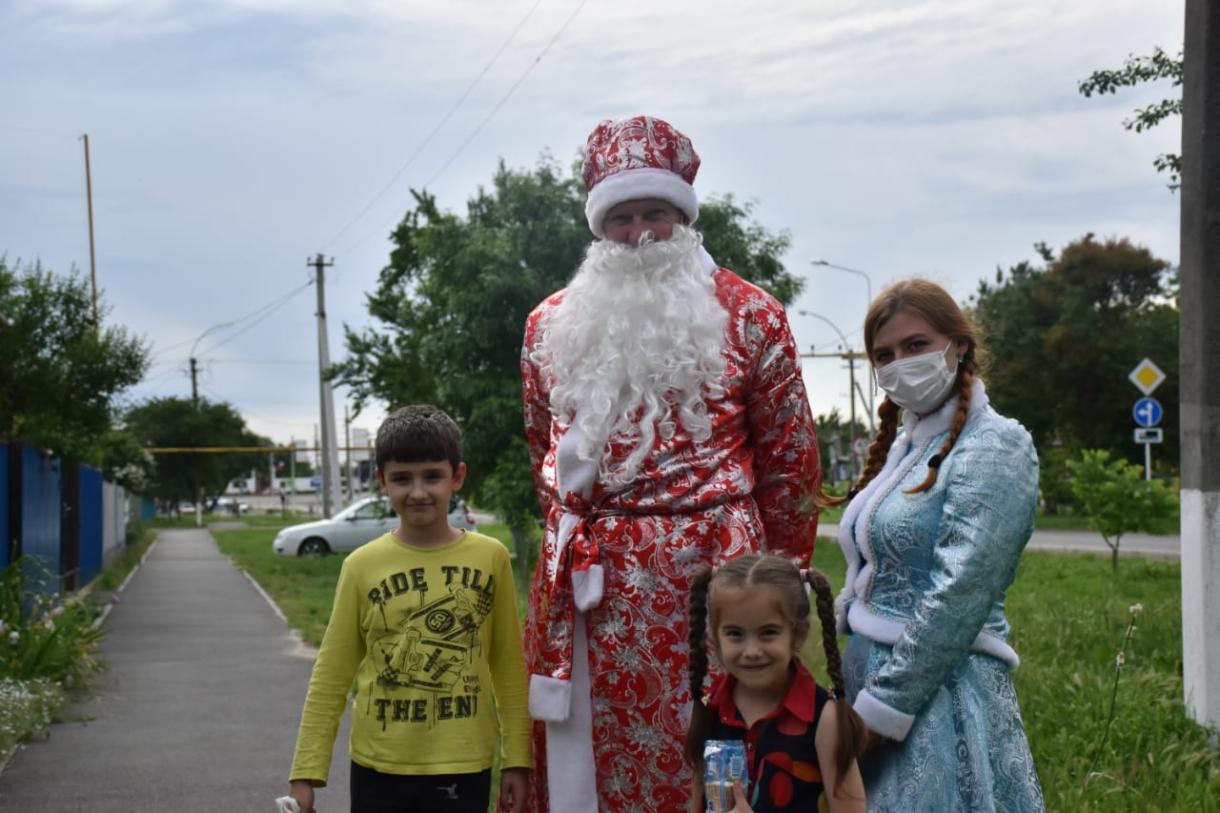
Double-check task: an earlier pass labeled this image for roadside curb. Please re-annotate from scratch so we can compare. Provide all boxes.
[91,536,161,630]
[230,559,320,660]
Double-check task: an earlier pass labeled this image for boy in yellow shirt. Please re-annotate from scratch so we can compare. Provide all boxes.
[287,405,531,812]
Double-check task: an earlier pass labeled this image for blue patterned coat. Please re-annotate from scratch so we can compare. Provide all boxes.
[837,378,1046,812]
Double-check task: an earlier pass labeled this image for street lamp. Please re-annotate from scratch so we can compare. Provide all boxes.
[797,308,873,431]
[797,309,875,480]
[810,259,873,307]
[798,309,851,354]
[810,259,876,420]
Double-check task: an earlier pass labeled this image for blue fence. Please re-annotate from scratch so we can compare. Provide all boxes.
[80,465,103,586]
[2,441,126,594]
[21,446,60,592]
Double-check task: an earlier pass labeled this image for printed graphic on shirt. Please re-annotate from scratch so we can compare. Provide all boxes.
[363,563,496,730]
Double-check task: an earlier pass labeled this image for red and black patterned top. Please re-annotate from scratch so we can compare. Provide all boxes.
[705,661,830,812]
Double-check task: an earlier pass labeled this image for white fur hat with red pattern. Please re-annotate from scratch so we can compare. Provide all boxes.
[581,115,701,238]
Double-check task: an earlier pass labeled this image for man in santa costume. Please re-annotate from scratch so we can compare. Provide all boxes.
[520,114,820,812]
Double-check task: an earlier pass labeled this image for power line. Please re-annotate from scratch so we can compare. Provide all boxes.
[196,280,313,357]
[140,364,187,386]
[332,0,593,257]
[147,279,313,363]
[422,0,591,190]
[319,0,545,252]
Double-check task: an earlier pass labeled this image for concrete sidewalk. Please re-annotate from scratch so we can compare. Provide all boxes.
[0,528,351,812]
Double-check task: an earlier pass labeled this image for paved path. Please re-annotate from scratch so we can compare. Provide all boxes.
[818,524,1180,560]
[0,529,351,812]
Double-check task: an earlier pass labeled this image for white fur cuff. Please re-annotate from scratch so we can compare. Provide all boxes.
[854,688,916,742]
[572,564,604,612]
[529,674,572,722]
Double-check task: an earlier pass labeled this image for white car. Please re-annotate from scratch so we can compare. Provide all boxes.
[272,495,478,557]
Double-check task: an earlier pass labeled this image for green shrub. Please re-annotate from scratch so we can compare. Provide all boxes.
[1067,449,1179,570]
[1039,446,1080,514]
[0,559,105,687]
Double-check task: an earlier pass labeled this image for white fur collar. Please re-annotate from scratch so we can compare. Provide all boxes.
[901,376,989,443]
[834,376,989,620]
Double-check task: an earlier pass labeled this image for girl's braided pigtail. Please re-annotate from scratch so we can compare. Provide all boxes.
[683,565,715,773]
[849,396,901,498]
[905,368,973,494]
[804,569,868,795]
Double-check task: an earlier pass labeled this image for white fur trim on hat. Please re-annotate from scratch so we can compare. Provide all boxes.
[585,167,699,238]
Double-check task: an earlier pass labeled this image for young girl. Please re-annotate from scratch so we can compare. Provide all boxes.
[685,555,867,813]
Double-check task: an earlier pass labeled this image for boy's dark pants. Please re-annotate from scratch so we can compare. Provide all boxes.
[350,762,491,813]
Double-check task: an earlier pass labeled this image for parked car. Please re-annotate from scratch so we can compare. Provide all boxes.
[214,496,250,515]
[272,495,478,557]
[449,497,477,531]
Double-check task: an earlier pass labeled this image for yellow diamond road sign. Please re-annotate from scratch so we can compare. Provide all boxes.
[1129,358,1166,396]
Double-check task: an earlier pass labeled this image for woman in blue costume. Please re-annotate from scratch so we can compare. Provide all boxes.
[835,279,1045,811]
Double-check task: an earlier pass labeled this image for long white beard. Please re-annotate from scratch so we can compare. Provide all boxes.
[535,225,729,483]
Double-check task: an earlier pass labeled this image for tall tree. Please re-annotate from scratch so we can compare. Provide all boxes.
[972,235,1177,473]
[124,397,266,508]
[331,155,801,549]
[1079,47,1183,189]
[0,258,148,472]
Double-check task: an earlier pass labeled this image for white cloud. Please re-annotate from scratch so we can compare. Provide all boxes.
[0,0,1184,442]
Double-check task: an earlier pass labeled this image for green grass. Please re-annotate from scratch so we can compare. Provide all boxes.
[1005,554,1218,810]
[211,525,349,646]
[211,521,1218,811]
[91,521,157,591]
[817,505,845,525]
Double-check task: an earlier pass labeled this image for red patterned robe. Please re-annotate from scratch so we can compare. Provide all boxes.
[520,266,820,813]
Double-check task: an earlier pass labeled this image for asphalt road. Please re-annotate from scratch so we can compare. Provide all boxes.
[817,523,1181,560]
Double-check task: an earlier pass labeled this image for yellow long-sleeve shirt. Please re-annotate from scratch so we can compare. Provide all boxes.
[289,530,531,784]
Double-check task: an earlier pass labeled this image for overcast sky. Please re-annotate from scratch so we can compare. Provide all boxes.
[1,0,1184,448]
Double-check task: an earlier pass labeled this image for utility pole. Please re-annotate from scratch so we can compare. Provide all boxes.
[801,348,871,478]
[288,435,297,511]
[80,133,98,325]
[309,254,343,517]
[189,357,199,404]
[344,404,354,504]
[1180,0,1220,740]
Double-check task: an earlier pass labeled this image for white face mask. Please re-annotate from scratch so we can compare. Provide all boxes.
[875,341,958,415]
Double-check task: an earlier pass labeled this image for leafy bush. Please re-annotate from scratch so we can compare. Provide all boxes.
[1038,446,1079,514]
[1066,449,1178,570]
[0,559,105,686]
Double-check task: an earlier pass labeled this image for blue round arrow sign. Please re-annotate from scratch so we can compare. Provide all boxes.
[1133,397,1163,427]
